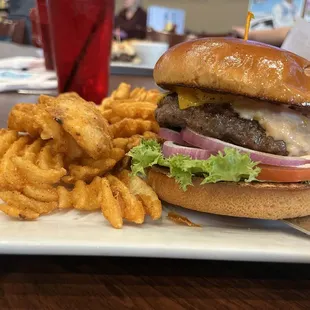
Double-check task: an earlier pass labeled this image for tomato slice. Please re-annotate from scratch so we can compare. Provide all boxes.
[257,164,310,182]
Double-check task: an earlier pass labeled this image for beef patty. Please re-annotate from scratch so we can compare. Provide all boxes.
[155,93,288,156]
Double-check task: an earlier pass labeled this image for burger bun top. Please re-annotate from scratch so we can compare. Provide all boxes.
[153,38,310,106]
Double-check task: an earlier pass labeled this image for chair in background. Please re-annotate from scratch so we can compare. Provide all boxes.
[146,29,190,47]
[147,29,236,47]
[196,31,235,38]
[0,19,25,44]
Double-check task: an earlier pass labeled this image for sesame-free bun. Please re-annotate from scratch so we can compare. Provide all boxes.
[153,38,310,106]
[147,167,310,220]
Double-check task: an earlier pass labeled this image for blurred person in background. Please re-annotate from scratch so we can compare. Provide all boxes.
[114,0,147,40]
[232,26,291,46]
[272,0,297,28]
[232,0,300,47]
[8,0,35,44]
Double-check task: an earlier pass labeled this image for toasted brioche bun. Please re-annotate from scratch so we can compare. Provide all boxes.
[154,38,310,106]
[147,167,310,220]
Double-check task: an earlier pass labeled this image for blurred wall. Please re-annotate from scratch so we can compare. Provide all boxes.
[115,0,249,33]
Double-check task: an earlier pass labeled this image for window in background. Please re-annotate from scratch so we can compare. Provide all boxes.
[249,0,306,30]
[0,0,8,21]
[147,6,185,35]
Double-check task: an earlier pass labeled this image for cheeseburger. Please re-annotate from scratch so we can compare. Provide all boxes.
[129,38,310,220]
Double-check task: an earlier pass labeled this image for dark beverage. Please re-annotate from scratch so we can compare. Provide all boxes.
[47,0,114,103]
[36,0,54,70]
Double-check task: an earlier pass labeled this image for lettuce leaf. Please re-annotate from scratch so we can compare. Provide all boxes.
[128,139,168,176]
[201,148,260,184]
[128,140,261,190]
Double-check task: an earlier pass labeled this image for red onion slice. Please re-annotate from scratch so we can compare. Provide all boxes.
[162,141,213,160]
[181,128,310,167]
[159,128,185,145]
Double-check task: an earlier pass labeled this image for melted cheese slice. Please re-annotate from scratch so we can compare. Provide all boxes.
[232,100,310,157]
[175,87,235,109]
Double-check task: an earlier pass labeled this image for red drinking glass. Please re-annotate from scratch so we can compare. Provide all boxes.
[47,0,114,103]
[36,0,54,70]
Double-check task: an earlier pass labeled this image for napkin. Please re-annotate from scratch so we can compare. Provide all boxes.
[0,56,44,70]
[0,56,57,92]
[281,18,310,61]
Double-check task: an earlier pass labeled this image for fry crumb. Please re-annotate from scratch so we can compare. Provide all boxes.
[167,212,201,227]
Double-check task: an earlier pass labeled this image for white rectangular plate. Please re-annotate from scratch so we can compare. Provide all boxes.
[1,205,310,262]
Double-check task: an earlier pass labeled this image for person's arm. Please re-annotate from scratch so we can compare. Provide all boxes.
[251,27,291,46]
[232,26,291,46]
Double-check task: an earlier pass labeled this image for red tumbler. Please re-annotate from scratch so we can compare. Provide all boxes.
[36,0,54,70]
[47,0,114,103]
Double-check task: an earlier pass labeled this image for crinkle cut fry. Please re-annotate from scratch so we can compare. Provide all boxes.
[64,147,125,183]
[0,129,18,159]
[0,136,66,192]
[0,204,39,220]
[0,136,30,190]
[117,170,162,220]
[43,93,113,159]
[11,156,66,185]
[111,101,157,120]
[110,118,160,138]
[8,104,66,150]
[23,185,58,202]
[0,191,57,215]
[112,132,159,152]
[57,177,123,228]
[8,104,39,136]
[97,83,162,125]
[100,178,123,229]
[66,158,116,183]
[106,174,145,224]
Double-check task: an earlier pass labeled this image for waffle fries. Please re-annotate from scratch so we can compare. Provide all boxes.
[98,82,162,142]
[0,88,163,228]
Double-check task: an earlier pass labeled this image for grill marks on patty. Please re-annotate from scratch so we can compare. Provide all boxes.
[155,93,288,156]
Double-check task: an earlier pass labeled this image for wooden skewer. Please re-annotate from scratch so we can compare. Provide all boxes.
[244,11,255,41]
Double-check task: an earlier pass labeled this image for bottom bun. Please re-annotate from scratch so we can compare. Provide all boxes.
[147,167,310,220]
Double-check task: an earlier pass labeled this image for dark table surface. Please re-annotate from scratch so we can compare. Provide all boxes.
[1,256,310,309]
[1,44,310,310]
[0,75,157,128]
